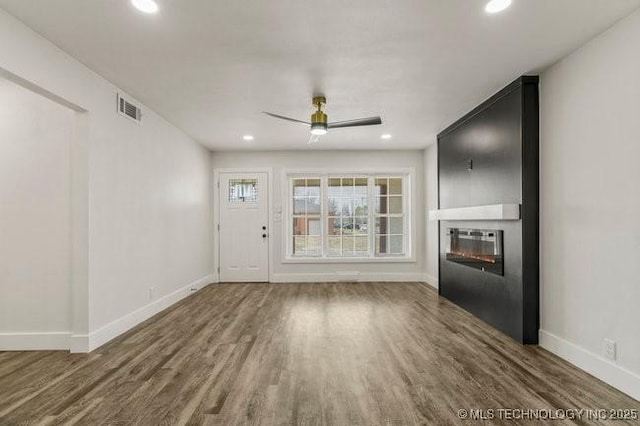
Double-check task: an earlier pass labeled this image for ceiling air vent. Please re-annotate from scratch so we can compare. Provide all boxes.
[117,94,142,123]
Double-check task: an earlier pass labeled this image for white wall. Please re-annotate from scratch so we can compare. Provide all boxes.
[539,9,640,399]
[89,105,213,342]
[0,8,213,351]
[0,78,75,349]
[211,150,424,282]
[423,144,439,288]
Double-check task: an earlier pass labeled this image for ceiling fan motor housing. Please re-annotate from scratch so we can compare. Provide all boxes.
[310,96,328,134]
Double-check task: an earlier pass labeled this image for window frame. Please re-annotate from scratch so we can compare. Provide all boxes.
[284,168,415,263]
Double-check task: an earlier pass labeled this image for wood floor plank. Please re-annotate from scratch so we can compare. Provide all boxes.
[1,282,639,426]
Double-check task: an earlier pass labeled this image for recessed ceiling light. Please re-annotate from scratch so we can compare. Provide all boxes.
[243,135,254,141]
[131,0,159,14]
[485,0,512,14]
[381,134,392,140]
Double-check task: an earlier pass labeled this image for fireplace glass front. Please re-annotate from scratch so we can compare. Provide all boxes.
[445,228,503,275]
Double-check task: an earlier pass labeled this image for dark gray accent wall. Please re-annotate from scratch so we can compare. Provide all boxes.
[437,76,539,344]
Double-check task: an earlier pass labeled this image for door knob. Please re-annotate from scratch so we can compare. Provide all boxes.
[262,226,267,230]
[262,233,268,238]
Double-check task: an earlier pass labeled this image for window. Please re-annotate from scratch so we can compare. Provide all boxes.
[374,177,405,255]
[292,178,321,256]
[229,178,258,203]
[288,173,410,260]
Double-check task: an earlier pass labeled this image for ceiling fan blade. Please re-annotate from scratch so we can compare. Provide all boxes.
[307,134,320,145]
[327,116,382,129]
[263,112,310,125]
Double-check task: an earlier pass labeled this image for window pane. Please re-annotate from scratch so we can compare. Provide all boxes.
[293,217,322,236]
[375,178,388,196]
[354,217,368,236]
[306,181,320,199]
[375,235,404,255]
[302,186,319,198]
[390,235,404,254]
[390,217,403,234]
[389,196,403,214]
[293,197,306,214]
[293,218,304,236]
[342,235,355,254]
[293,236,306,254]
[328,177,341,187]
[308,219,321,236]
[375,235,388,255]
[354,236,368,255]
[342,200,354,216]
[338,185,351,198]
[328,236,342,256]
[389,178,403,195]
[293,178,320,197]
[292,179,307,197]
[375,196,388,214]
[327,198,340,216]
[307,196,321,214]
[354,177,367,187]
[294,236,321,255]
[307,178,321,192]
[307,236,322,255]
[375,217,388,235]
[328,217,342,235]
[354,197,367,216]
[328,198,352,216]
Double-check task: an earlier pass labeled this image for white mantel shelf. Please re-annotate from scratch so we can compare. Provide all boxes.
[429,204,521,221]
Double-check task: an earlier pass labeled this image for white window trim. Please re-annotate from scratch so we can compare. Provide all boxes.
[282,168,416,264]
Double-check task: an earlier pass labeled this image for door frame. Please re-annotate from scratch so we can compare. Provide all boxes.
[213,167,274,283]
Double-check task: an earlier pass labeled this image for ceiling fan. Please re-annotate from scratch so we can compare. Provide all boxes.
[263,96,382,144]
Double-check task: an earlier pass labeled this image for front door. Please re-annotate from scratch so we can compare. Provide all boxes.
[219,172,269,282]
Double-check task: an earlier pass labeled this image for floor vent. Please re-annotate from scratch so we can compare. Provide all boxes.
[117,94,142,122]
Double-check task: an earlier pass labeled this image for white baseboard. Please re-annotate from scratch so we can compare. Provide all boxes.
[422,273,439,289]
[270,272,424,283]
[71,274,215,353]
[69,333,90,353]
[539,329,640,400]
[0,331,71,351]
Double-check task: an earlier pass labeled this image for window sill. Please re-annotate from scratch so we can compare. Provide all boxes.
[282,256,416,264]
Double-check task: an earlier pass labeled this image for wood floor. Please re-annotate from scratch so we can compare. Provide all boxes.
[1,282,638,425]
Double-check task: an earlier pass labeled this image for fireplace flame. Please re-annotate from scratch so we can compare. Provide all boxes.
[449,251,497,264]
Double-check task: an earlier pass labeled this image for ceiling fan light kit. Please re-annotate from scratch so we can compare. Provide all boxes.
[310,124,328,135]
[263,96,382,143]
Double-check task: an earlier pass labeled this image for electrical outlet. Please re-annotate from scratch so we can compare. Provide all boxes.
[604,339,616,360]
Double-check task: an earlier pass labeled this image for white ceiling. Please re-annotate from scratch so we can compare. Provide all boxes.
[1,0,638,151]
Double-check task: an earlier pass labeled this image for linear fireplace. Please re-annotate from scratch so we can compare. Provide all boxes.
[445,228,503,275]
